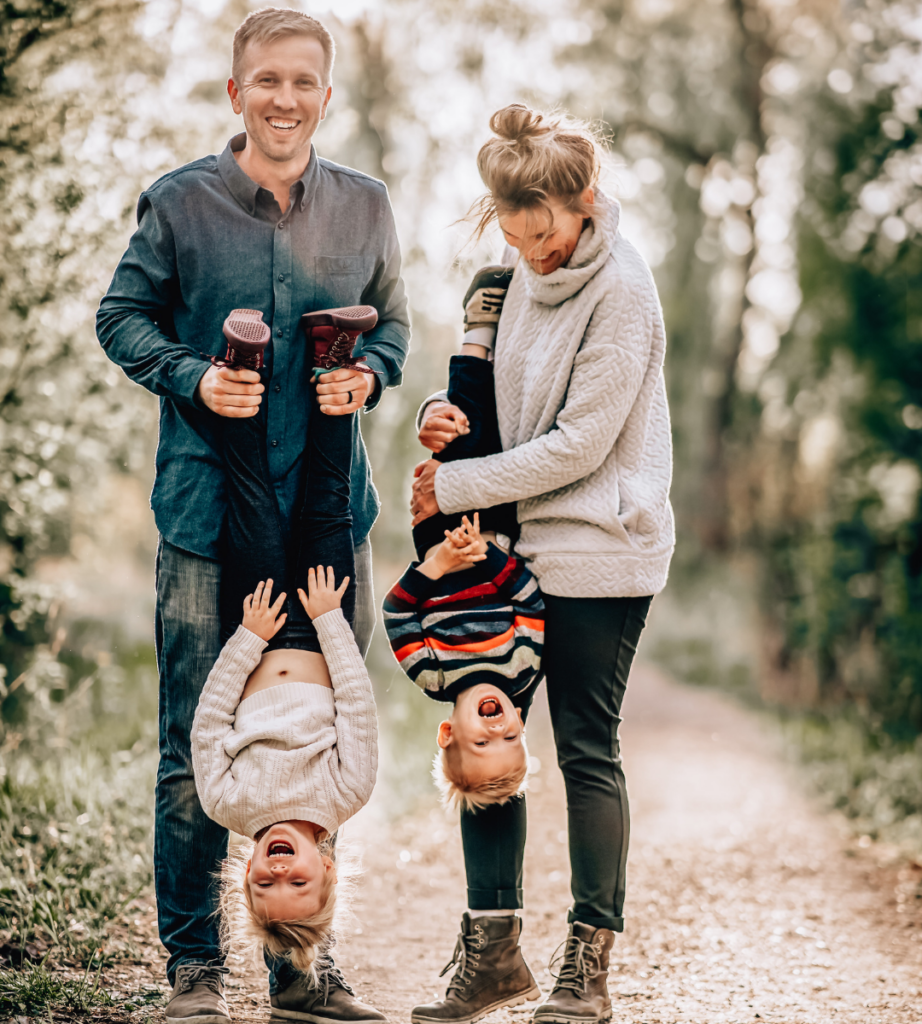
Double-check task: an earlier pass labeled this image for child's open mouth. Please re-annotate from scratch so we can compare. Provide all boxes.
[268,840,295,857]
[478,696,503,718]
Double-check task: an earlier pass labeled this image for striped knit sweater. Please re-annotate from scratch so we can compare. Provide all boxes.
[382,542,544,702]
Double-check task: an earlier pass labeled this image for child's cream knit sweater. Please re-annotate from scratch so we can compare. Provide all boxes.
[190,610,378,839]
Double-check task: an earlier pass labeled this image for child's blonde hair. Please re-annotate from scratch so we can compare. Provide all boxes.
[218,834,346,977]
[432,735,530,813]
[468,104,607,240]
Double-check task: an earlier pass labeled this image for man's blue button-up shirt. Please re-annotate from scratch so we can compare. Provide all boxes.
[97,134,410,559]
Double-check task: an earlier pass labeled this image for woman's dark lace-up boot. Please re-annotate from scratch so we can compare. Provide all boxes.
[411,913,541,1024]
[164,962,230,1024]
[532,923,615,1024]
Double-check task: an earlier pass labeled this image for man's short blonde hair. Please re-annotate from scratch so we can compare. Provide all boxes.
[232,7,336,87]
[432,736,530,813]
[218,839,339,977]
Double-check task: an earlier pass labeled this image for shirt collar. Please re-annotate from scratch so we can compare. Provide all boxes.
[217,133,322,216]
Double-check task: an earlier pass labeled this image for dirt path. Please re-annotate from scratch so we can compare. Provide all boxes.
[121,665,922,1024]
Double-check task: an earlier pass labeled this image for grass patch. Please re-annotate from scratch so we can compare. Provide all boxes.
[0,629,158,962]
[782,714,922,851]
[0,744,156,958]
[0,956,113,1016]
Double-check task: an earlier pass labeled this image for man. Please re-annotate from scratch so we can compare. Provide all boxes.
[97,9,409,1023]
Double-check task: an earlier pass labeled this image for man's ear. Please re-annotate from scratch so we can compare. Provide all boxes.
[516,707,524,726]
[227,78,243,115]
[320,85,332,120]
[437,720,453,748]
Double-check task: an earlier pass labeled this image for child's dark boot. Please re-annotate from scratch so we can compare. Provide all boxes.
[462,265,515,337]
[301,305,380,380]
[532,923,615,1024]
[410,913,541,1024]
[214,309,270,371]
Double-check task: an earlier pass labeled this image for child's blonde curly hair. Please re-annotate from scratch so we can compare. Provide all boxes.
[432,734,530,813]
[218,833,354,977]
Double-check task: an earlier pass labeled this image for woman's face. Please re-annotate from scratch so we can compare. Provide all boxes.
[497,189,594,275]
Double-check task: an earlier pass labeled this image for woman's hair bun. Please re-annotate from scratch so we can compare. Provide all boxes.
[489,104,547,144]
[467,103,606,243]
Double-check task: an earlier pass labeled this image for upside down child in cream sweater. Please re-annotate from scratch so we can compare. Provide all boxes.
[191,568,377,973]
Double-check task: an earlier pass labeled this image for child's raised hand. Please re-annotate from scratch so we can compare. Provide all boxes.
[242,579,287,641]
[458,513,487,557]
[432,513,488,574]
[298,565,350,621]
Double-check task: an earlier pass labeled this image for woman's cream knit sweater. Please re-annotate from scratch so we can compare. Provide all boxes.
[435,191,675,598]
[190,610,378,839]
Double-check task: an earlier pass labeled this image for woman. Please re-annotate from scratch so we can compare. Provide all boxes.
[409,104,675,1024]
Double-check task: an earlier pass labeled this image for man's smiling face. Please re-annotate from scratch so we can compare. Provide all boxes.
[228,34,331,166]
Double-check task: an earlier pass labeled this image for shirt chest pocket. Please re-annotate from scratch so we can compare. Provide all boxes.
[314,255,369,309]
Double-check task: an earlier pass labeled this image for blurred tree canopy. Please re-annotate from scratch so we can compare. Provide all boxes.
[0,0,170,723]
[1,0,921,761]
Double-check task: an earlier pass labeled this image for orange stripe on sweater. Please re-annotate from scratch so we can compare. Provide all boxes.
[425,626,515,654]
[394,619,543,663]
[393,640,425,662]
[514,616,544,631]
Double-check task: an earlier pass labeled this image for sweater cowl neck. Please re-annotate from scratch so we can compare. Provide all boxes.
[519,190,621,307]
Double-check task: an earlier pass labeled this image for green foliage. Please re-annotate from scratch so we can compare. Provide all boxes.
[0,956,113,1016]
[0,745,155,955]
[783,713,922,851]
[750,4,922,739]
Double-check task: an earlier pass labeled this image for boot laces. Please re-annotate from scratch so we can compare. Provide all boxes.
[208,348,263,372]
[177,964,228,995]
[316,330,379,375]
[314,953,355,1005]
[548,935,601,997]
[440,924,486,995]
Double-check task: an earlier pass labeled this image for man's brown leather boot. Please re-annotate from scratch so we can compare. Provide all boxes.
[411,913,541,1024]
[271,958,388,1023]
[164,963,230,1024]
[532,923,615,1024]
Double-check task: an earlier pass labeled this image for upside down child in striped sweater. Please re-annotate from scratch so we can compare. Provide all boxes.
[382,267,545,811]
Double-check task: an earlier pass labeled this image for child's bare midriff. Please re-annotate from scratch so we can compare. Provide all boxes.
[241,648,333,700]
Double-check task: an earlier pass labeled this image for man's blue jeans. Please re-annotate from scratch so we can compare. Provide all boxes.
[154,536,375,986]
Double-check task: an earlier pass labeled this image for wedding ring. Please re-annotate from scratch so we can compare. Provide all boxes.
[347,390,354,406]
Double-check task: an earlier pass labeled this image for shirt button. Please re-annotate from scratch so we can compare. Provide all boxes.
[276,329,282,337]
[274,384,281,393]
[271,440,278,447]
[285,642,291,649]
[278,274,285,282]
[278,222,285,230]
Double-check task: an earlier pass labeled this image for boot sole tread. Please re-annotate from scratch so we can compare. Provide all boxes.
[270,1011,387,1024]
[410,985,542,1024]
[165,1015,230,1024]
[532,1010,612,1024]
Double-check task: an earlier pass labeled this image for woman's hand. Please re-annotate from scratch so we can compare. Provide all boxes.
[411,459,442,525]
[418,402,469,453]
[242,579,287,641]
[298,565,350,620]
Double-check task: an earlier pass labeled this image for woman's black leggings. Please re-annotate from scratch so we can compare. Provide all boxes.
[460,593,652,931]
[219,391,356,653]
